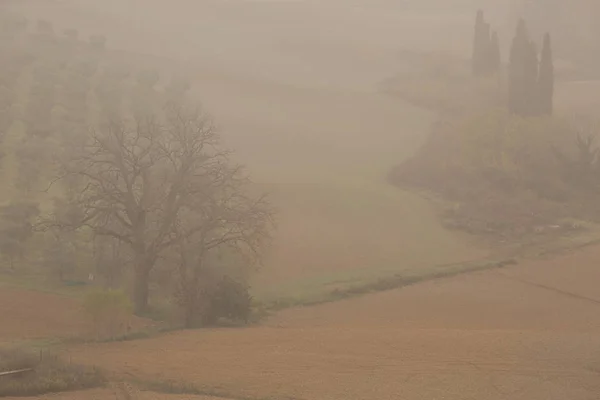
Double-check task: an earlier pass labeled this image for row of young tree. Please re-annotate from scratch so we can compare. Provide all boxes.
[471,11,555,117]
[0,15,274,328]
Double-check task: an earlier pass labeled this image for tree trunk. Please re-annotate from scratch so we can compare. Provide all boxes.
[133,264,150,315]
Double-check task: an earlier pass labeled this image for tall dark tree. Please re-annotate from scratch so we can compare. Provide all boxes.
[524,41,539,116]
[472,10,484,75]
[509,19,531,115]
[538,33,554,115]
[489,31,501,73]
[472,10,490,76]
[473,10,501,77]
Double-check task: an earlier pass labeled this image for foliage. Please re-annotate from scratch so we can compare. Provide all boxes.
[47,102,272,315]
[390,109,590,239]
[174,265,253,328]
[508,19,554,116]
[208,276,253,324]
[538,33,555,115]
[82,290,134,339]
[0,13,271,323]
[0,347,105,397]
[471,10,500,77]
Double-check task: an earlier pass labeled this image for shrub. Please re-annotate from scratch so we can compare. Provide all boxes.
[204,276,252,325]
[175,273,253,328]
[390,110,582,239]
[82,290,133,339]
[0,347,105,397]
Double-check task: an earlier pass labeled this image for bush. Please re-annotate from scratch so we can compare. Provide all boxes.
[176,273,253,328]
[0,347,105,397]
[390,110,584,239]
[82,290,133,339]
[205,276,252,325]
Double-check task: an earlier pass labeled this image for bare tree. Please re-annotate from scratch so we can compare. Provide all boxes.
[49,103,272,314]
[170,172,272,327]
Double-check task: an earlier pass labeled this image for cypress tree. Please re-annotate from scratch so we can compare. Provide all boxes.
[472,10,485,76]
[472,10,501,77]
[524,41,539,116]
[481,22,491,72]
[538,33,554,115]
[509,19,530,115]
[489,31,501,73]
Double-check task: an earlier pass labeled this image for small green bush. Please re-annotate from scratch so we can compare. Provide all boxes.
[176,273,253,328]
[82,290,133,339]
[203,276,252,326]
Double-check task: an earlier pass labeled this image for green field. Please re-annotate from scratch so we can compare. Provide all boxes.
[1,0,490,307]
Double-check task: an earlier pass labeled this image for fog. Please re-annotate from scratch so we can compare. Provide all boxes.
[2,0,600,399]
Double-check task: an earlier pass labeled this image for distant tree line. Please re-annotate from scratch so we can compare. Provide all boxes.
[471,11,555,117]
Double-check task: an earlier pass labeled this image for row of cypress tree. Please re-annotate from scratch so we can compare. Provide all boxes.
[508,19,554,116]
[471,12,554,116]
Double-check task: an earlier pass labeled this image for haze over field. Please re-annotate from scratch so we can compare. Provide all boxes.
[8,0,493,300]
[1,0,600,399]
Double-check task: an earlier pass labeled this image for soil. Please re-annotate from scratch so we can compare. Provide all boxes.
[0,286,152,344]
[0,287,88,342]
[66,244,600,400]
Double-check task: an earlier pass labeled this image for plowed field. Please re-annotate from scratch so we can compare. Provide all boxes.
[67,245,600,400]
[0,287,88,342]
